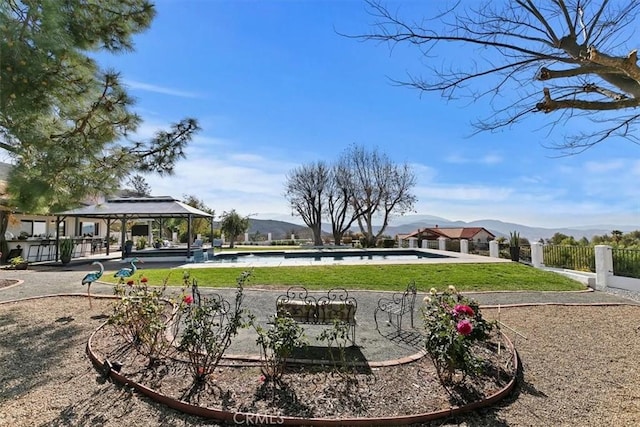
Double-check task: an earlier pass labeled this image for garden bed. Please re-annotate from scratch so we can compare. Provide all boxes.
[2,297,640,426]
[88,324,514,422]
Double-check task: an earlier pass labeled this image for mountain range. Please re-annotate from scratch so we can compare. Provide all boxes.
[250,213,638,241]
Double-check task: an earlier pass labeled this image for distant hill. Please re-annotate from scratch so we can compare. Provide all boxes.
[248,214,637,242]
[211,219,312,240]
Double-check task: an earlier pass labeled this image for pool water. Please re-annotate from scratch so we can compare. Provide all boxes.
[205,249,450,265]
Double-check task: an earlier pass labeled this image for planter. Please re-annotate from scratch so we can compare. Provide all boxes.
[13,262,28,270]
[59,238,74,265]
[124,241,134,257]
[509,246,520,262]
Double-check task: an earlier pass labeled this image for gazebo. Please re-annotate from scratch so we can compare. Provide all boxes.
[55,196,214,261]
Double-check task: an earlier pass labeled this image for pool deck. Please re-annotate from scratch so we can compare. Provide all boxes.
[186,248,512,269]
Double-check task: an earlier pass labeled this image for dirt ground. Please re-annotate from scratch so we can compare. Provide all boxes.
[1,296,640,426]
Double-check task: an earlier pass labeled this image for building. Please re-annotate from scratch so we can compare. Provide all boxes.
[403,226,496,245]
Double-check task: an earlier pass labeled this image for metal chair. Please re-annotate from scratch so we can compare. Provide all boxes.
[374,281,418,332]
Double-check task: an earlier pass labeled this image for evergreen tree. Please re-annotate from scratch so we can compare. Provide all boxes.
[0,1,200,214]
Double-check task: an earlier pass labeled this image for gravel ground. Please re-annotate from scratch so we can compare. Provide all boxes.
[2,266,640,426]
[2,296,640,425]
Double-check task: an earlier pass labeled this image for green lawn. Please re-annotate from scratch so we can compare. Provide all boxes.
[102,262,585,292]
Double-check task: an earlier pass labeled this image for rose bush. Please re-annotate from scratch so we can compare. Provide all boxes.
[421,286,495,383]
[178,271,249,383]
[109,275,176,366]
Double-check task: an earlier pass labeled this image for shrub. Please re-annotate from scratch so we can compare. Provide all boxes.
[317,319,356,380]
[9,255,26,266]
[378,238,396,248]
[59,238,74,263]
[178,271,249,383]
[250,313,307,384]
[421,286,495,383]
[109,275,176,366]
[136,236,147,250]
[509,231,520,247]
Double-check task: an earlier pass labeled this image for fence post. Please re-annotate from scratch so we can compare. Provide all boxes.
[438,237,447,251]
[460,239,469,254]
[531,242,544,268]
[595,245,613,290]
[489,240,499,258]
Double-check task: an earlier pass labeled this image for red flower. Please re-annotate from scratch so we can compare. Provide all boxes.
[140,277,148,283]
[456,319,473,336]
[197,366,205,375]
[183,295,194,305]
[454,304,474,317]
[126,280,134,286]
[259,375,266,382]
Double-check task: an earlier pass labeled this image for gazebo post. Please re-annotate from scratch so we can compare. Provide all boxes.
[55,215,60,262]
[121,216,127,259]
[210,217,214,247]
[187,214,192,260]
[106,218,111,256]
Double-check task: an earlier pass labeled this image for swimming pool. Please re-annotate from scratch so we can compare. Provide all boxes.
[205,249,451,265]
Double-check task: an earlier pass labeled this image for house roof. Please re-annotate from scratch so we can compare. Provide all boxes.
[405,227,495,240]
[55,196,213,220]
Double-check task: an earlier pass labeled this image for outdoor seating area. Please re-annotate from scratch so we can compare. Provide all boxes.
[276,286,358,344]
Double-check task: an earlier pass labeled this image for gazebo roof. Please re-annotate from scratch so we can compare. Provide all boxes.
[55,196,213,220]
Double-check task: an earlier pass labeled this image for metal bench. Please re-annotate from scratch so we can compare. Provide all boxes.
[276,286,358,344]
[374,280,417,332]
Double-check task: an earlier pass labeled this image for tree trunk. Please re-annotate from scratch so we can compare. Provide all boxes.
[311,224,323,246]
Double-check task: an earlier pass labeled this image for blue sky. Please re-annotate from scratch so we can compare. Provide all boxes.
[95,0,639,229]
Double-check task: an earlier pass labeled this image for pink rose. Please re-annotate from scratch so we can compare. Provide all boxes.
[456,319,473,336]
[454,304,474,317]
[183,295,194,305]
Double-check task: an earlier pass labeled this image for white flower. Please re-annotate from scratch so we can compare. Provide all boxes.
[423,296,432,304]
[429,287,438,295]
[447,285,457,293]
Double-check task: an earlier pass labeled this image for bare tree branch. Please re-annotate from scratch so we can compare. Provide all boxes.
[352,0,640,153]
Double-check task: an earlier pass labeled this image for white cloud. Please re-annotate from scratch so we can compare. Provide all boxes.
[124,79,203,99]
[584,159,625,173]
[444,153,503,165]
[409,163,438,181]
[134,139,637,229]
[415,184,513,201]
[230,153,266,163]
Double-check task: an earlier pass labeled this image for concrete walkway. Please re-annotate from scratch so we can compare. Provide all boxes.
[2,261,638,365]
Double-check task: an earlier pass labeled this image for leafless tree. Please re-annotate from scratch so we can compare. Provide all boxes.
[341,145,416,247]
[357,0,640,154]
[284,161,331,246]
[325,161,361,245]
